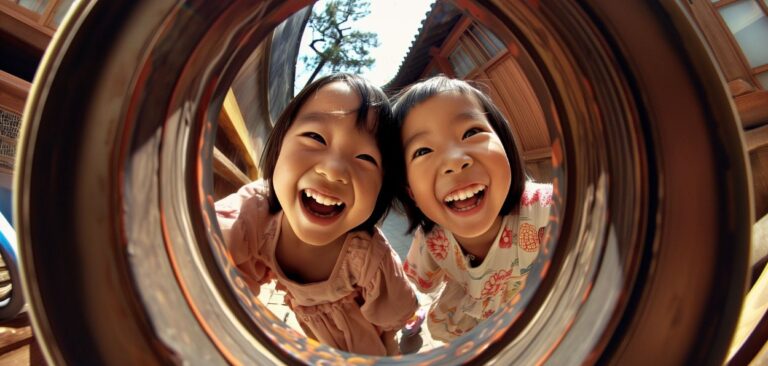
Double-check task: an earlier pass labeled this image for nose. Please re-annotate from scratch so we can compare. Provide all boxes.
[315,158,350,184]
[442,149,473,175]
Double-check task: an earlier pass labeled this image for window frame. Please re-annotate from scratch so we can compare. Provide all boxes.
[0,0,71,52]
[702,0,768,89]
[422,17,510,80]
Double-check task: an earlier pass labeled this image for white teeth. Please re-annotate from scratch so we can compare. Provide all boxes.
[444,184,485,203]
[304,189,343,206]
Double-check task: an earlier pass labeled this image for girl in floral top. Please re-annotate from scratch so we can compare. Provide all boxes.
[391,76,552,342]
[216,73,417,355]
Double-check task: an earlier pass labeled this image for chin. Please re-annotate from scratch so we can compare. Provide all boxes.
[446,219,496,239]
[296,231,340,246]
[450,228,486,239]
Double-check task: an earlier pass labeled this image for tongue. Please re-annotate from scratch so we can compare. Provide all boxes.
[452,195,480,209]
[306,198,339,216]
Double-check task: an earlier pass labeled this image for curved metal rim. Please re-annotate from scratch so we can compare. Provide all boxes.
[14,0,752,364]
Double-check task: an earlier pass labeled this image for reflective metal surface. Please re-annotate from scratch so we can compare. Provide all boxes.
[15,0,750,364]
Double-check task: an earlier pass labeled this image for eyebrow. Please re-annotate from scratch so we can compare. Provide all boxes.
[403,110,487,148]
[456,110,487,121]
[296,110,357,122]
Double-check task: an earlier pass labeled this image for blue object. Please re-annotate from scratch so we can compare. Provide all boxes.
[0,210,24,319]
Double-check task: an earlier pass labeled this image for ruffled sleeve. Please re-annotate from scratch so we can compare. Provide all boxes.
[402,228,446,293]
[520,181,552,224]
[517,181,553,273]
[356,230,419,331]
[215,181,273,295]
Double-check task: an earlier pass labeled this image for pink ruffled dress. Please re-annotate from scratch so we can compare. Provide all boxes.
[216,181,418,356]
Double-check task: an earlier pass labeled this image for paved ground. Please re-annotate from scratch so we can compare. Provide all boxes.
[259,210,445,355]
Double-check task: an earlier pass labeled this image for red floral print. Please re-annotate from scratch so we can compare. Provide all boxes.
[481,269,513,297]
[426,229,449,261]
[519,223,539,252]
[404,260,436,290]
[503,280,523,303]
[499,227,513,248]
[416,276,433,290]
[454,245,467,270]
[521,185,553,207]
[403,260,417,278]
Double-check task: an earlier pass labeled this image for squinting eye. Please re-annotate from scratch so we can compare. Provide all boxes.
[356,154,379,167]
[301,132,325,144]
[412,147,432,159]
[463,127,483,139]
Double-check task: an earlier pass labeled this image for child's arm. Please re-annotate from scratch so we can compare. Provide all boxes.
[215,182,274,295]
[518,181,554,272]
[402,229,445,293]
[356,232,419,355]
[358,241,419,330]
[215,182,265,244]
[380,329,400,356]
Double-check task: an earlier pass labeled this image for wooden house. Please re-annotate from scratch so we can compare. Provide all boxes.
[386,0,554,182]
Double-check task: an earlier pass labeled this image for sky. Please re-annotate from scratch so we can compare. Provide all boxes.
[295,0,436,89]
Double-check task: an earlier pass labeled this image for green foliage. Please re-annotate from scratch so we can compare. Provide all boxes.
[301,0,379,87]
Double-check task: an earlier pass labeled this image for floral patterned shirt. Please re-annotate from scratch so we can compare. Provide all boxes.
[402,181,552,342]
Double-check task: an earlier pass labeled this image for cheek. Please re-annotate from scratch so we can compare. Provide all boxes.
[273,145,292,173]
[488,141,511,169]
[491,151,513,193]
[357,170,383,206]
[405,168,420,193]
[492,150,511,173]
[369,176,383,199]
[406,171,432,204]
[272,155,297,197]
[271,171,290,202]
[405,161,423,184]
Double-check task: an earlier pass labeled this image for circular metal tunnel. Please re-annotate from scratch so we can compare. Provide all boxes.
[15,0,752,364]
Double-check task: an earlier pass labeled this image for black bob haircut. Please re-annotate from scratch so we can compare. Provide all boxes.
[260,73,396,233]
[391,75,526,234]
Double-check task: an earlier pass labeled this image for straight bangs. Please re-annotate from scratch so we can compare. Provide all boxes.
[346,76,390,138]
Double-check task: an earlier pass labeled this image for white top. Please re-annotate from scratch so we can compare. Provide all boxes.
[403,181,553,341]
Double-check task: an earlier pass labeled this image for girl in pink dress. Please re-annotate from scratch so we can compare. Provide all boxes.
[391,76,552,342]
[216,73,417,356]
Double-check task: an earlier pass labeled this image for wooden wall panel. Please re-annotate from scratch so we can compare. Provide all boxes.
[484,54,551,156]
[0,71,30,115]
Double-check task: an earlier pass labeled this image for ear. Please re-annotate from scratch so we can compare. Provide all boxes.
[407,187,416,204]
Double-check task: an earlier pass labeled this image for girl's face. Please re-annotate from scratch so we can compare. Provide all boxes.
[273,81,383,245]
[401,92,511,240]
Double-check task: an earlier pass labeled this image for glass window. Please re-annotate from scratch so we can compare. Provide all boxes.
[449,45,476,78]
[51,0,75,27]
[719,0,768,68]
[468,24,505,58]
[459,37,489,67]
[14,0,49,14]
[757,71,768,89]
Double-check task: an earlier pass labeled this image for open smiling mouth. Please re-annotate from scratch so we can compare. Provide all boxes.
[444,184,486,212]
[301,189,346,218]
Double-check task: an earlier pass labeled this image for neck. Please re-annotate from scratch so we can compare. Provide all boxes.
[275,214,346,284]
[453,216,503,256]
[279,214,346,251]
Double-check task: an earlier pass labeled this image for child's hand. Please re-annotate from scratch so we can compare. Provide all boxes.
[382,329,400,355]
[401,307,427,337]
